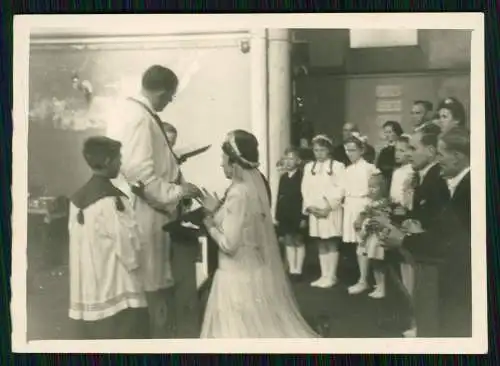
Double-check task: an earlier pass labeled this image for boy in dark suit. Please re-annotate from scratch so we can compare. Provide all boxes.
[275,147,308,280]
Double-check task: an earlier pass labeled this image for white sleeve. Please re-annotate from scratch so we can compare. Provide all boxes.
[324,162,345,209]
[207,187,247,256]
[107,103,183,207]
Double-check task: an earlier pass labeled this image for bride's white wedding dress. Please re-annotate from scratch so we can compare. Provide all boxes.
[200,168,318,338]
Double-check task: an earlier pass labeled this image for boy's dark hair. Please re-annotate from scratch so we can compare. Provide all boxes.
[414,100,434,112]
[83,136,121,170]
[284,146,301,158]
[142,65,178,92]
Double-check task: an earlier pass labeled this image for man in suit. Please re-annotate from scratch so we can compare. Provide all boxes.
[411,100,434,130]
[374,126,472,337]
[332,122,376,166]
[408,125,450,229]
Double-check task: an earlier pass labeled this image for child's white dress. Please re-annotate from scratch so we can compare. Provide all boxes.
[390,163,414,210]
[301,159,345,239]
[342,159,378,243]
[361,222,385,260]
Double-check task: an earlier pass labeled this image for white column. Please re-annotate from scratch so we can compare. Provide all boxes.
[250,29,269,179]
[267,29,291,217]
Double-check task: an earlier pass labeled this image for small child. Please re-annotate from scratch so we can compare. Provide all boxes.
[354,172,392,299]
[275,147,308,280]
[276,157,287,175]
[161,121,178,147]
[342,134,379,295]
[68,136,149,339]
[302,135,345,288]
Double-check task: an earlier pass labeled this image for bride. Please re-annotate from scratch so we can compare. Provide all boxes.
[199,130,319,338]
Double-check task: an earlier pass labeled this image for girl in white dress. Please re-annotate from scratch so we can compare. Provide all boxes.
[342,134,379,295]
[199,130,318,338]
[302,135,345,288]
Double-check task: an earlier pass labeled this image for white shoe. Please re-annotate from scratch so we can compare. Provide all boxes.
[311,277,326,287]
[316,277,338,289]
[348,282,368,295]
[368,287,385,299]
[402,327,417,337]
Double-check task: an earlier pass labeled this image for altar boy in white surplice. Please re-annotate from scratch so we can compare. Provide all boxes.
[106,65,200,337]
[68,136,149,339]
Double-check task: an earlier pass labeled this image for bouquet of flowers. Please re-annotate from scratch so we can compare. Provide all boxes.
[354,198,392,243]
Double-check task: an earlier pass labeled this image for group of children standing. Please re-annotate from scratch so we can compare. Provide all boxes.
[275,132,417,301]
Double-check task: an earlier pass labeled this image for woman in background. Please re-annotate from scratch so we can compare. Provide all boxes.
[436,97,467,134]
[200,130,318,338]
[376,120,404,187]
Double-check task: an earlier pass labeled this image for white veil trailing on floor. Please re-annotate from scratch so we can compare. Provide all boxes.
[237,166,319,337]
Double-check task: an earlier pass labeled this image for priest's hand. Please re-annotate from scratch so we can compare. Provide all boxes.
[203,214,216,230]
[200,188,221,214]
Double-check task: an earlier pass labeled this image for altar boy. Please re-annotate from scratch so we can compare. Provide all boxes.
[68,136,149,339]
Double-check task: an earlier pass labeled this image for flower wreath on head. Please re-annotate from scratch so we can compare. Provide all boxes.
[224,131,260,169]
[311,134,334,176]
[351,131,368,144]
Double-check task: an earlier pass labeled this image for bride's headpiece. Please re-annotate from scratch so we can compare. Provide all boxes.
[224,131,260,169]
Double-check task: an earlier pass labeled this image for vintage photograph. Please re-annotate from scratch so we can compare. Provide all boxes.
[11,14,486,353]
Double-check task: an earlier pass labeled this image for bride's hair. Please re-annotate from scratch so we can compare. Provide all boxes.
[222,130,260,170]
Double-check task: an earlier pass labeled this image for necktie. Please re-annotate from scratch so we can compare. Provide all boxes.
[411,170,420,189]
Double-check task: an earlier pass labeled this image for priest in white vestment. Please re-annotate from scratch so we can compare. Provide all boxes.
[106,65,200,337]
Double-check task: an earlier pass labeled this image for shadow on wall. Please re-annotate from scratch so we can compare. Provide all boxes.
[28,123,102,197]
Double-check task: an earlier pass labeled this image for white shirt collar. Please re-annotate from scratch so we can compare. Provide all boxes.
[447,167,470,196]
[134,93,155,112]
[418,161,437,181]
[287,169,298,178]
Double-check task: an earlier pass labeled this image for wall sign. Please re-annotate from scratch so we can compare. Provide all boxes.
[375,85,403,98]
[376,99,403,113]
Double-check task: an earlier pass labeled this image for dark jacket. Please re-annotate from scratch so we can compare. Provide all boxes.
[376,145,397,187]
[410,163,451,230]
[275,169,306,235]
[403,171,471,337]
